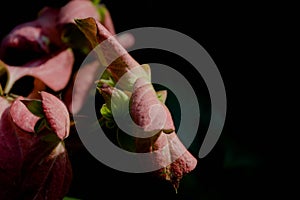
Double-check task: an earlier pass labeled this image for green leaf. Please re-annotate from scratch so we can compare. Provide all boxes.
[116,128,136,152]
[92,0,101,6]
[99,69,112,80]
[74,17,109,67]
[97,4,107,24]
[141,64,151,80]
[98,70,116,87]
[0,61,7,77]
[61,24,92,54]
[0,61,8,94]
[34,117,47,133]
[110,88,130,117]
[42,132,60,143]
[98,117,105,127]
[120,64,152,90]
[74,18,99,49]
[0,84,3,96]
[100,104,112,120]
[105,120,115,129]
[99,104,116,129]
[63,197,81,200]
[156,90,167,104]
[99,77,115,87]
[21,99,44,117]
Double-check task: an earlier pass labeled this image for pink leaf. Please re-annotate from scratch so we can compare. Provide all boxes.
[12,94,72,199]
[131,78,197,190]
[74,17,197,191]
[1,48,74,94]
[75,17,139,81]
[57,0,100,26]
[0,95,72,199]
[0,97,22,198]
[63,59,100,114]
[116,32,136,50]
[20,142,72,200]
[0,7,60,59]
[130,78,175,133]
[146,132,197,190]
[98,4,116,35]
[9,96,40,133]
[62,17,134,114]
[41,91,70,140]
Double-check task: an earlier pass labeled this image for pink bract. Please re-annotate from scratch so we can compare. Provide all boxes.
[0,92,72,199]
[75,17,198,190]
[41,91,70,140]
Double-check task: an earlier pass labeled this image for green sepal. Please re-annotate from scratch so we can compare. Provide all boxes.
[100,104,112,120]
[34,117,47,134]
[110,88,130,118]
[0,84,3,96]
[98,70,116,87]
[41,132,60,143]
[61,23,92,54]
[21,99,44,117]
[105,120,115,129]
[116,128,136,152]
[97,4,107,24]
[156,90,167,104]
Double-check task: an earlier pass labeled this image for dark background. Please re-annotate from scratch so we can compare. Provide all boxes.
[0,0,294,199]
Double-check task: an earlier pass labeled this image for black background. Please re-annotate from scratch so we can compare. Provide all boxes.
[0,0,295,199]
